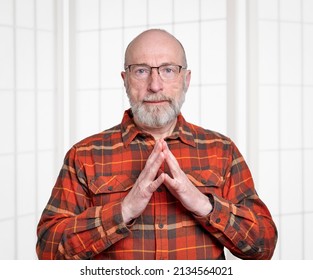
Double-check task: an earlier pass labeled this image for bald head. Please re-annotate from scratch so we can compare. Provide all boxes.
[124,29,187,68]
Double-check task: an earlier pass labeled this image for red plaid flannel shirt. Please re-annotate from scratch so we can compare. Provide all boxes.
[36,109,277,259]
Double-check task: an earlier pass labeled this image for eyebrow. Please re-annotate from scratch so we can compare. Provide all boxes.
[131,62,180,67]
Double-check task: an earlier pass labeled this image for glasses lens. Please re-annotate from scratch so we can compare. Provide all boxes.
[130,65,150,80]
[159,65,180,80]
[127,64,183,80]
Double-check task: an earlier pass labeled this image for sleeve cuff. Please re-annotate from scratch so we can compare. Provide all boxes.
[101,200,131,244]
[194,193,231,232]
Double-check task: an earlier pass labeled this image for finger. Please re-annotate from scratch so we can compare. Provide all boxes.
[146,139,163,165]
[163,173,176,189]
[163,173,185,201]
[146,141,164,172]
[139,141,165,183]
[157,168,163,177]
[147,173,165,193]
[162,141,181,177]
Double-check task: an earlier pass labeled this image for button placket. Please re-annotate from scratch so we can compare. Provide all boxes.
[154,185,168,260]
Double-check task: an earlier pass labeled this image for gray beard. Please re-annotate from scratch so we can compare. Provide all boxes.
[129,93,185,128]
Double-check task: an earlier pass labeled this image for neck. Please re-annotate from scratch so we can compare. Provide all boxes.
[134,117,177,140]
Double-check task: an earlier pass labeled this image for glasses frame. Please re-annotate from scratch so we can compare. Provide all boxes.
[124,64,187,81]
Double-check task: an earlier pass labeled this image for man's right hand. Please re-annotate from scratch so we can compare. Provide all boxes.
[121,139,165,224]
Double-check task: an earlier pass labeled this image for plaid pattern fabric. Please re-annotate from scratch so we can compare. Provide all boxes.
[36,109,277,260]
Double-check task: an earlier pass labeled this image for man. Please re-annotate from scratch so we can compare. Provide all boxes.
[36,29,277,260]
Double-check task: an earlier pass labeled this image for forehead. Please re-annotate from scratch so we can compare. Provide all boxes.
[126,31,184,64]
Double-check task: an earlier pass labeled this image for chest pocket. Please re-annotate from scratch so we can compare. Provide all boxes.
[187,169,225,197]
[89,174,135,206]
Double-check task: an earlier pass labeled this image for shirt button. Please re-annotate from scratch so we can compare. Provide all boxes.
[108,186,113,191]
[157,187,162,192]
[86,251,93,258]
[158,223,164,229]
[116,228,128,234]
[215,218,221,224]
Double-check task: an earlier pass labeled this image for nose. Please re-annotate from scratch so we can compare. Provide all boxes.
[147,68,163,93]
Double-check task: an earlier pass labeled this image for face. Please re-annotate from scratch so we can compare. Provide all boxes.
[121,30,191,129]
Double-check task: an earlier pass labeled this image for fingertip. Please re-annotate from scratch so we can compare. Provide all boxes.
[157,172,163,182]
[162,139,168,150]
[153,173,165,188]
[159,148,166,161]
[154,139,162,151]
[161,172,166,181]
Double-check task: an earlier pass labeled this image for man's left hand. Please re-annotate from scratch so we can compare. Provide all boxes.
[161,140,213,217]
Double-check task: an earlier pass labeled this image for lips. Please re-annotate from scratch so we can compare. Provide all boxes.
[144,100,169,104]
[143,95,171,104]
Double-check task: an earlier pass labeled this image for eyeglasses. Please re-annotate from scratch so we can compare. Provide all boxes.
[125,64,187,81]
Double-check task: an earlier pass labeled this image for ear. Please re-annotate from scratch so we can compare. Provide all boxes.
[121,71,126,85]
[185,70,191,90]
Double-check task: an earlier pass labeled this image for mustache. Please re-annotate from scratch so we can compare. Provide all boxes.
[143,93,172,103]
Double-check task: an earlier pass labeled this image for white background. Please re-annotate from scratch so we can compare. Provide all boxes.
[0,0,312,260]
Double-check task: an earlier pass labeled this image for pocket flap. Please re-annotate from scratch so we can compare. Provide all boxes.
[89,174,134,194]
[187,169,224,187]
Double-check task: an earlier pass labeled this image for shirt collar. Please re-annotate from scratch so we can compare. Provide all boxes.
[167,114,196,147]
[121,109,196,148]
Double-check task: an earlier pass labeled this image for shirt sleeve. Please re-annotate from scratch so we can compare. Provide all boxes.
[36,147,130,260]
[194,141,278,260]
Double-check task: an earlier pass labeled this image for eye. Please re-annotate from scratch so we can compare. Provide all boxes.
[163,67,175,73]
[136,68,146,74]
[133,66,150,75]
[160,65,179,75]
